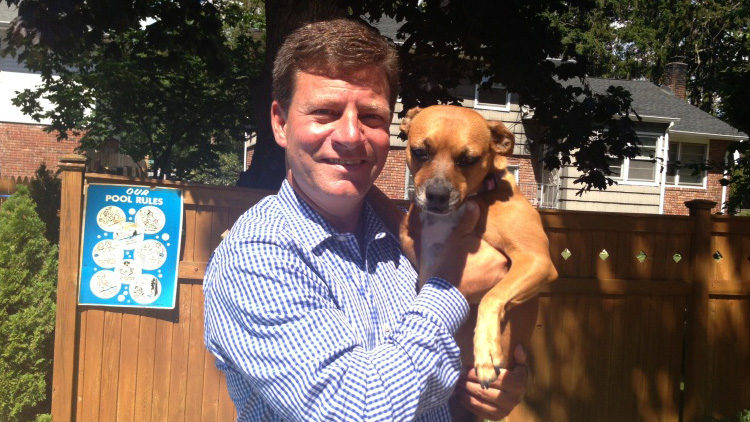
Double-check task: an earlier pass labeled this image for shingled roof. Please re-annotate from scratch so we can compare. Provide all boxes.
[586,77,747,140]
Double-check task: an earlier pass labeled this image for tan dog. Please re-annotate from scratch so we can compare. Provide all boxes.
[367,104,556,420]
[399,105,556,388]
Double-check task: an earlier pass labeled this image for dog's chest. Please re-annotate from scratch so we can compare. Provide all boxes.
[418,205,466,283]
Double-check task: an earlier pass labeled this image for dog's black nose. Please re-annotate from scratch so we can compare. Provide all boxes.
[425,182,453,211]
[426,189,449,206]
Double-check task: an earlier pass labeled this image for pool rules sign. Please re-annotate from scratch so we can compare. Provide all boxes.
[78,184,183,309]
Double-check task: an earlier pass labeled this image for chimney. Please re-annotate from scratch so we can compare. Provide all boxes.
[664,61,688,100]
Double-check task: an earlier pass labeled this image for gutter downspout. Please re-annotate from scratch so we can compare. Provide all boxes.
[721,148,741,214]
[243,137,249,171]
[658,122,675,215]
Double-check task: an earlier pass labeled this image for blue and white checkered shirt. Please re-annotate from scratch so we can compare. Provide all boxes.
[204,180,469,422]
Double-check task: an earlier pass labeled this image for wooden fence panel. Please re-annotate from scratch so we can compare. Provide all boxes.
[512,211,692,422]
[52,167,750,422]
[60,173,268,422]
[705,216,750,420]
[0,175,30,207]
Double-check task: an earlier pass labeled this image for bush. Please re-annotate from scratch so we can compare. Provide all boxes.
[28,163,61,245]
[0,186,58,422]
[709,410,750,422]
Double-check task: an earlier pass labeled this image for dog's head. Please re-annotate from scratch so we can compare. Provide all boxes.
[401,105,514,214]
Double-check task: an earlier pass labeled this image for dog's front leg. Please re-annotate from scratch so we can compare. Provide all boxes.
[473,253,548,387]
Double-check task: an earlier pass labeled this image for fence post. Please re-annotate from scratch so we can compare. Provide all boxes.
[51,154,87,422]
[683,199,716,422]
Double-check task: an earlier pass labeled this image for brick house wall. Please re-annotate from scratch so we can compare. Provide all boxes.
[508,156,537,186]
[375,147,408,199]
[663,139,729,215]
[0,122,80,177]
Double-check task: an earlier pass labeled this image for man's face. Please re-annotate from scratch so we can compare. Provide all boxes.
[271,69,392,220]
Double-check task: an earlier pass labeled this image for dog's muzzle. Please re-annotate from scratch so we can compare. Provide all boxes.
[416,177,461,214]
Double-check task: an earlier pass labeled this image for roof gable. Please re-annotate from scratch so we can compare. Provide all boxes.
[586,78,746,139]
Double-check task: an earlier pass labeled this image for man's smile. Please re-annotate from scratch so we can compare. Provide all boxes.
[323,158,367,165]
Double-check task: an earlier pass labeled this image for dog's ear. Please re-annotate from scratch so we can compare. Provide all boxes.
[399,107,422,135]
[488,120,515,171]
[488,120,515,157]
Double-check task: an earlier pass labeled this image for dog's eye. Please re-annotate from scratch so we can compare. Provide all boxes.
[456,155,480,168]
[410,147,429,161]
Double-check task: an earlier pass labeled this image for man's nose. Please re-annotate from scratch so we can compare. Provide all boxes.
[332,110,364,148]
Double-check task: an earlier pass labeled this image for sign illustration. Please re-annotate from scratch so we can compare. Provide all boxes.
[79,184,183,308]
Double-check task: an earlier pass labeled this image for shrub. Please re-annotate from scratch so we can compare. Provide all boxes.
[709,410,750,422]
[28,163,61,245]
[0,186,58,422]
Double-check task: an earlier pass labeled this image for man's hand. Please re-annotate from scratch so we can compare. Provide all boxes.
[431,200,509,303]
[456,344,529,421]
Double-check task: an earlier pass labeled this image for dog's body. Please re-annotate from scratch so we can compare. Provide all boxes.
[399,105,557,399]
[366,105,556,421]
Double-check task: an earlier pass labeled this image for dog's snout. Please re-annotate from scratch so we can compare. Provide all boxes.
[420,178,457,214]
[426,186,450,206]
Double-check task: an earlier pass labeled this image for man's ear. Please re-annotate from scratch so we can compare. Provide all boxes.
[488,120,515,170]
[270,101,288,148]
[399,107,422,135]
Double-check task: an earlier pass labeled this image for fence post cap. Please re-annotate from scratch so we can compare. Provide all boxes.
[684,199,716,210]
[58,154,87,172]
[59,154,87,164]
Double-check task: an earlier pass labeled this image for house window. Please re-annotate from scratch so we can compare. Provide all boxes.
[474,83,511,111]
[507,165,520,183]
[609,133,660,184]
[405,167,414,200]
[666,142,707,187]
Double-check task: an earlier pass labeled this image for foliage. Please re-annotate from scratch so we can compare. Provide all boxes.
[721,141,750,215]
[2,0,265,179]
[28,163,61,244]
[187,150,244,186]
[34,414,51,422]
[0,186,58,422]
[0,0,691,192]
[709,409,750,422]
[356,0,641,193]
[552,0,750,208]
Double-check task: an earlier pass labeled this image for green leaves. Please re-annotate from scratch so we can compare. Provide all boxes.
[3,0,265,180]
[359,0,640,191]
[0,186,57,422]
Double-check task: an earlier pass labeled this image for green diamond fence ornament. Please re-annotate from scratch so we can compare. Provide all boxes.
[636,250,647,263]
[713,251,723,261]
[561,248,572,260]
[599,249,610,261]
[673,253,682,263]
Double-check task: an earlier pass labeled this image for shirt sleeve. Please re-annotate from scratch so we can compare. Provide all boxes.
[203,237,469,422]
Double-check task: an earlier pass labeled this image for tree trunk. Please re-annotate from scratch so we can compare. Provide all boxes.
[237,0,350,190]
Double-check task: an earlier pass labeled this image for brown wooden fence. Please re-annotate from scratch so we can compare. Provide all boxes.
[0,175,30,207]
[51,155,750,422]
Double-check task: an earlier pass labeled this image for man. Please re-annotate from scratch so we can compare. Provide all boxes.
[204,18,527,421]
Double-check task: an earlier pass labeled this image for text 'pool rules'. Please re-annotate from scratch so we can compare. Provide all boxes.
[78,184,184,309]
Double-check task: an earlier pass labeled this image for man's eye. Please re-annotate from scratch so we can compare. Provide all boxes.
[411,147,429,161]
[361,114,385,127]
[456,155,480,167]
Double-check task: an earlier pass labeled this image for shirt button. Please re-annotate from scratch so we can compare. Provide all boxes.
[384,326,391,334]
[336,234,348,242]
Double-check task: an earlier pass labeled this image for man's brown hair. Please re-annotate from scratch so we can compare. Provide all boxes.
[272,19,400,111]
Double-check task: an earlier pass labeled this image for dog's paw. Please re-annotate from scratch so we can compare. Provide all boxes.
[473,323,504,388]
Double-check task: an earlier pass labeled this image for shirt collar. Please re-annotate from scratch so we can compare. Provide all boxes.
[277,180,400,250]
